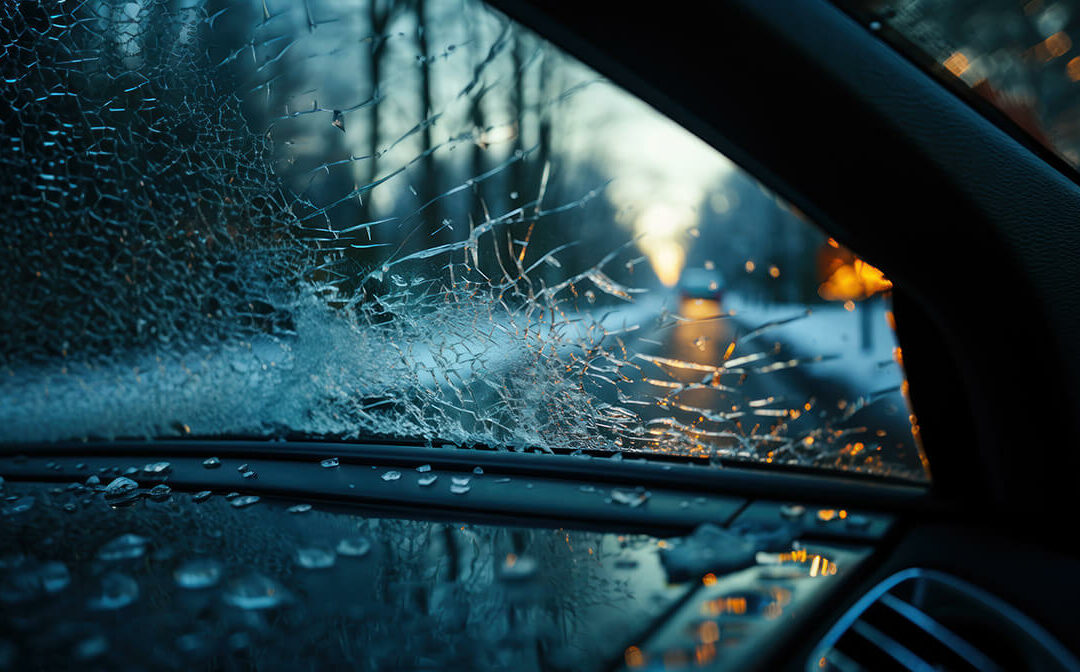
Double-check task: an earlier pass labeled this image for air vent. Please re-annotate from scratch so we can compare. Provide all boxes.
[809,569,1080,672]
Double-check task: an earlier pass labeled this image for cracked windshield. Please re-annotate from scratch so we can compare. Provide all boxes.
[0,0,926,481]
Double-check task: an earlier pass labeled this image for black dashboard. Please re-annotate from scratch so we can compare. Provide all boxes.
[2,443,1076,671]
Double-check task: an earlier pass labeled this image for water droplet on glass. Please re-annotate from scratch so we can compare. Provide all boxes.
[192,490,212,503]
[0,561,70,603]
[320,457,339,469]
[451,476,470,486]
[103,477,138,499]
[230,495,259,508]
[143,461,171,475]
[241,470,257,479]
[174,558,223,589]
[416,464,431,472]
[223,573,287,610]
[224,492,240,499]
[202,457,221,469]
[472,466,484,475]
[336,536,371,557]
[450,482,470,495]
[87,572,138,610]
[584,289,596,304]
[98,534,149,561]
[381,470,401,482]
[288,503,312,514]
[147,484,172,501]
[610,487,650,508]
[779,504,806,520]
[237,464,248,473]
[74,634,108,660]
[122,467,139,476]
[2,497,34,515]
[38,561,70,593]
[494,477,511,484]
[296,547,336,569]
[85,474,101,486]
[418,474,438,487]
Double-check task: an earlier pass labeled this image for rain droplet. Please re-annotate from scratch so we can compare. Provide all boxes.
[241,470,257,479]
[103,477,138,498]
[418,474,438,487]
[98,534,149,561]
[85,474,101,486]
[472,466,484,475]
[0,561,70,603]
[451,476,470,486]
[174,558,223,589]
[331,109,345,132]
[192,490,212,503]
[296,547,336,569]
[87,572,138,610]
[237,464,248,473]
[223,573,287,609]
[336,536,371,557]
[230,495,259,508]
[494,477,511,484]
[224,492,239,499]
[381,470,401,482]
[73,634,108,660]
[320,457,340,469]
[122,467,139,476]
[1,497,35,515]
[779,504,806,520]
[142,462,171,475]
[38,561,70,593]
[610,488,650,508]
[147,484,172,501]
[202,457,221,469]
[450,483,470,495]
[416,464,431,472]
[287,503,312,514]
[584,289,596,303]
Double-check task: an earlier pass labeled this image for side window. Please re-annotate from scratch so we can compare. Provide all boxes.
[0,0,926,481]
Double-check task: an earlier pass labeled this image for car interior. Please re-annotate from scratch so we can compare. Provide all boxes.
[3,0,1080,670]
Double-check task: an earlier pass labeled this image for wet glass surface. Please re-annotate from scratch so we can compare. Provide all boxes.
[849,0,1080,168]
[0,480,680,671]
[0,0,925,480]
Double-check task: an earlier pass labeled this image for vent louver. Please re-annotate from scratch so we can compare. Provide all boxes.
[809,569,1079,672]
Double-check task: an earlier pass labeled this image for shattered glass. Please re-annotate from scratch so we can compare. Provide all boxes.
[0,0,927,480]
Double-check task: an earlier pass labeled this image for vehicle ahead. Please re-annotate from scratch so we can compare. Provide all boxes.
[678,267,726,303]
[2,0,1080,670]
